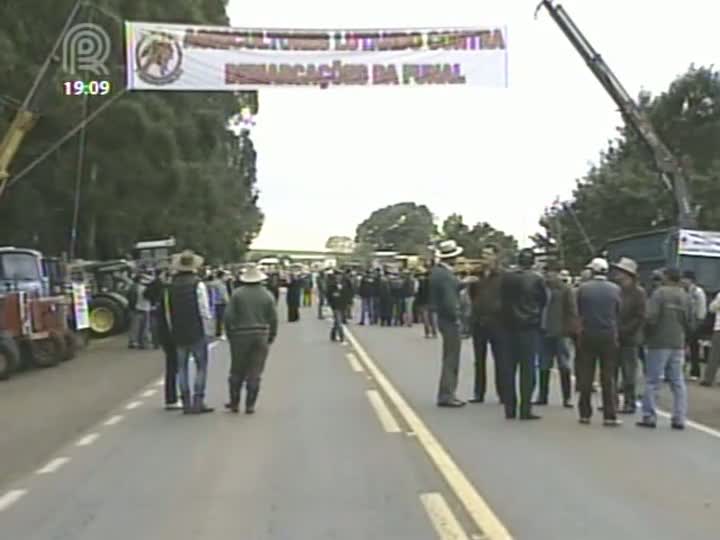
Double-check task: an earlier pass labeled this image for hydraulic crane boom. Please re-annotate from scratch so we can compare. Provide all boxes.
[536,0,697,228]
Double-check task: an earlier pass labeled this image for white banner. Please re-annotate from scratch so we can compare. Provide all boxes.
[72,283,90,330]
[124,22,508,90]
[678,229,720,257]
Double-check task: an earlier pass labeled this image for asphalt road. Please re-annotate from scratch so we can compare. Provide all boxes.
[1,302,719,539]
[0,335,165,487]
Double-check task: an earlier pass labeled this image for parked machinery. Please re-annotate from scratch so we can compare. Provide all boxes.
[68,259,135,338]
[0,247,82,380]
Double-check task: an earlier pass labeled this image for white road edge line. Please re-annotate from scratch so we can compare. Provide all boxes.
[562,370,720,440]
[0,489,27,511]
[141,389,157,398]
[36,457,70,475]
[366,389,402,433]
[76,433,100,447]
[104,415,124,426]
[420,492,471,540]
[347,328,513,540]
[125,401,143,410]
[346,352,364,373]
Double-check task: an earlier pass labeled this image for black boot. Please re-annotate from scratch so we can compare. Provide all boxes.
[534,370,550,405]
[560,368,573,408]
[245,385,260,414]
[225,377,241,413]
[192,395,214,414]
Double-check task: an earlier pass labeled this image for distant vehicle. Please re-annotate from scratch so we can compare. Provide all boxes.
[132,237,175,271]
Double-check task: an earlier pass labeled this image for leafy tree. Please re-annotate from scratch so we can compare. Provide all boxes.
[355,202,436,253]
[441,213,517,262]
[535,65,720,271]
[0,0,263,263]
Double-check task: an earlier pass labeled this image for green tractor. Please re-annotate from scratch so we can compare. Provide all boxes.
[68,259,135,338]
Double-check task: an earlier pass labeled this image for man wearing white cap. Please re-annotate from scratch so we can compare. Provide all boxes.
[223,264,278,414]
[429,240,467,407]
[576,257,622,426]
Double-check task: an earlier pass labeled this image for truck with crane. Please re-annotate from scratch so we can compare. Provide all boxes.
[537,1,720,294]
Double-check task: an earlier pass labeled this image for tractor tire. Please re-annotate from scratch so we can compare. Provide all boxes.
[29,333,64,368]
[62,330,78,361]
[0,337,20,380]
[89,297,126,338]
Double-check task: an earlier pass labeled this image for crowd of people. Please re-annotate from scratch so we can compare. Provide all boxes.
[121,242,720,429]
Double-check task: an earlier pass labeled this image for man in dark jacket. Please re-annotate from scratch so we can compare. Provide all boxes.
[168,250,213,414]
[610,257,646,414]
[535,262,578,408]
[430,240,468,408]
[326,270,346,342]
[223,264,278,414]
[359,270,374,325]
[468,244,506,404]
[415,268,436,338]
[144,270,180,409]
[341,269,354,323]
[500,248,547,420]
[576,257,622,426]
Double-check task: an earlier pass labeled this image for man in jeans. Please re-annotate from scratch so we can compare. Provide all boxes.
[168,250,214,415]
[610,258,646,414]
[326,270,346,343]
[576,258,622,426]
[637,267,692,430]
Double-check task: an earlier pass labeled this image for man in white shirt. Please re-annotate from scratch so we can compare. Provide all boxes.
[701,291,720,386]
[681,271,707,379]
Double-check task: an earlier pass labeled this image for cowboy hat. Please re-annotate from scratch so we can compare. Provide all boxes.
[611,257,638,277]
[240,264,268,284]
[171,250,204,273]
[435,239,464,259]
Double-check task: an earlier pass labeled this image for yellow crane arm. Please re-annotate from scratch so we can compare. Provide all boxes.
[0,110,38,197]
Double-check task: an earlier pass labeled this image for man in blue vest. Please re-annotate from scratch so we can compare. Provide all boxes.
[167,250,214,414]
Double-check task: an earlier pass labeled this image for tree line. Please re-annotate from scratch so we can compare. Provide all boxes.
[532,65,720,271]
[0,0,263,265]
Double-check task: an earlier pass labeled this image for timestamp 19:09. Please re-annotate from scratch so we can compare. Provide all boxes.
[63,80,111,96]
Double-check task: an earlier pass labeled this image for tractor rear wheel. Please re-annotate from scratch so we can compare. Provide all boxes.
[89,297,125,337]
[0,337,20,380]
[29,334,64,368]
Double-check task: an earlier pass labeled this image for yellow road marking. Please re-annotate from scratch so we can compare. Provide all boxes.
[347,329,513,540]
[346,352,364,373]
[366,390,401,433]
[420,492,471,540]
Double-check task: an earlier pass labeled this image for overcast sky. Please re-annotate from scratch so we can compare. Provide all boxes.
[225,0,717,251]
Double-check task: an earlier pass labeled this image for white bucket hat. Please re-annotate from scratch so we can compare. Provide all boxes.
[611,257,638,277]
[240,264,268,284]
[435,240,464,259]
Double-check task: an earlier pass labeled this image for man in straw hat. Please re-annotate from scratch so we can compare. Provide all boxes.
[223,264,278,414]
[429,239,468,407]
[610,257,647,414]
[168,249,214,414]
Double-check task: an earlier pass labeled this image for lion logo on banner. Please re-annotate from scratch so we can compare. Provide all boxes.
[135,31,183,85]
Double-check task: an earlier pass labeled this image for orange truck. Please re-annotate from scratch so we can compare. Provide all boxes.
[0,247,80,380]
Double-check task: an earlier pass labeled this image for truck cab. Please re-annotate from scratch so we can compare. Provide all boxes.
[132,237,176,271]
[0,247,48,296]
